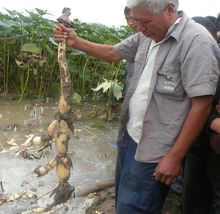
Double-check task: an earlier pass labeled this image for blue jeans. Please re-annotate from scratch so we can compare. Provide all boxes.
[115,131,169,214]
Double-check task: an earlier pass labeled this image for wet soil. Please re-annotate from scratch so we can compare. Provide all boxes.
[0,98,118,214]
[0,98,181,214]
[86,185,181,214]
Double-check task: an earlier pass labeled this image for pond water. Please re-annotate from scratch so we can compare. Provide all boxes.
[0,98,118,213]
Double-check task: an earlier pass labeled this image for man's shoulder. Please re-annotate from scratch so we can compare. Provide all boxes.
[115,32,150,49]
[182,18,216,43]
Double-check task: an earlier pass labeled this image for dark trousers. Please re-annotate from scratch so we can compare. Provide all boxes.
[206,150,220,214]
[182,150,212,214]
[115,131,169,214]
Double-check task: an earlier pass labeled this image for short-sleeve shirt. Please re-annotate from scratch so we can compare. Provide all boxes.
[113,12,220,163]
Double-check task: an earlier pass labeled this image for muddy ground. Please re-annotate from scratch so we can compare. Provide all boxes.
[0,98,181,214]
[86,189,181,214]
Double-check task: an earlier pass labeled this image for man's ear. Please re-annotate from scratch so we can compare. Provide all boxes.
[164,3,176,15]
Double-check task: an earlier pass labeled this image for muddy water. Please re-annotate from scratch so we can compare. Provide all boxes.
[0,99,118,214]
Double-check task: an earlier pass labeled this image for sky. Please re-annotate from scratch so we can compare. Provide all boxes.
[0,0,219,27]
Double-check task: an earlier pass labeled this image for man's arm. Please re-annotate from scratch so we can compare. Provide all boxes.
[154,95,213,185]
[54,23,122,62]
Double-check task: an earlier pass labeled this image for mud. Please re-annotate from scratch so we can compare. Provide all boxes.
[0,98,118,214]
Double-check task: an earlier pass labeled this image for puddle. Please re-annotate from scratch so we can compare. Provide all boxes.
[0,98,118,213]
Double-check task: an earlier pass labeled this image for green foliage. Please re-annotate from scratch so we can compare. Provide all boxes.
[20,43,42,54]
[0,8,57,100]
[74,19,132,44]
[73,92,82,105]
[92,78,123,100]
[0,8,131,107]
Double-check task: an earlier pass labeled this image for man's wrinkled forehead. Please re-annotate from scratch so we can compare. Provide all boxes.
[130,5,154,19]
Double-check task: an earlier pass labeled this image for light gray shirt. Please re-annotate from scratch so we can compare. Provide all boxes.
[113,12,220,163]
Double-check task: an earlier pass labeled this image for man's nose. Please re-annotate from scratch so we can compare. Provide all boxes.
[137,25,146,33]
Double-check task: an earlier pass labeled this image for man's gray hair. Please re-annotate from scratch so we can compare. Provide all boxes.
[126,0,179,14]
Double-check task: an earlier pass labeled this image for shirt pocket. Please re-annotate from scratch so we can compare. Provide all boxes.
[156,67,185,100]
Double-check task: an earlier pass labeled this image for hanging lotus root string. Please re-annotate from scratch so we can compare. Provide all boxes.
[33,8,75,209]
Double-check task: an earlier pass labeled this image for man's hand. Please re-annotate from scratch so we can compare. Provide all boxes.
[54,23,122,62]
[54,23,78,47]
[154,153,181,186]
[154,95,213,186]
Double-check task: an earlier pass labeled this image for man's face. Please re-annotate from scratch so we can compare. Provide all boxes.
[132,5,173,42]
[125,11,138,32]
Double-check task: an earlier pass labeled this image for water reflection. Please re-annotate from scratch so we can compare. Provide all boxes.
[0,99,56,127]
[24,103,45,126]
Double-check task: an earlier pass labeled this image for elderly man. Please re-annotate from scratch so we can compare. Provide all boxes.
[54,0,220,213]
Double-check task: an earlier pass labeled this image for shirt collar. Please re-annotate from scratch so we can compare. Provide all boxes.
[165,11,189,42]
